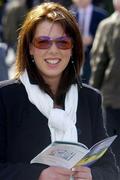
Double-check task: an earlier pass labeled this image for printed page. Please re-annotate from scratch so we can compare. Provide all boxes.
[31,142,89,169]
[75,135,117,166]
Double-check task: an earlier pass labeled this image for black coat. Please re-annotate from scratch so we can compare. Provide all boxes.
[0,79,119,180]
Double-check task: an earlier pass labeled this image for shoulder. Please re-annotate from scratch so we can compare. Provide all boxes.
[69,4,78,17]
[0,79,28,107]
[81,83,100,93]
[0,79,24,96]
[69,4,77,12]
[0,79,20,88]
[93,6,108,17]
[79,83,102,102]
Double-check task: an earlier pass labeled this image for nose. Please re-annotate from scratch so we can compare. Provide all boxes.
[49,41,59,51]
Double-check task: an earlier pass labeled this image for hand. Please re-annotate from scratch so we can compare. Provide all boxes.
[72,166,92,180]
[39,166,73,180]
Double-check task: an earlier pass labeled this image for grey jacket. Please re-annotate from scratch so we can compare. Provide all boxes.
[90,12,120,108]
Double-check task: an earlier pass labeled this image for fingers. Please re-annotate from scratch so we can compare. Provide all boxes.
[39,166,73,180]
[39,166,92,180]
[52,166,73,176]
[72,166,92,180]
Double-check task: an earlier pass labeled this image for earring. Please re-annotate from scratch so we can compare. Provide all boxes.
[71,60,74,64]
[71,58,83,89]
[31,55,35,63]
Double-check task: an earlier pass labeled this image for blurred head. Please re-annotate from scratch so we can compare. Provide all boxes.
[113,0,120,12]
[15,2,83,100]
[72,0,92,8]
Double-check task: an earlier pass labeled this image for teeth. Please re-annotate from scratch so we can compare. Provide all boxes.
[45,59,60,64]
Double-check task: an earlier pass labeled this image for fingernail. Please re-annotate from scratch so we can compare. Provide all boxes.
[72,168,75,171]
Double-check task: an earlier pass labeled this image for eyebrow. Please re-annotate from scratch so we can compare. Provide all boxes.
[34,35,70,39]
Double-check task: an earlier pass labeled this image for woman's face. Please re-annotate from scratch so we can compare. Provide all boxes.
[29,20,72,84]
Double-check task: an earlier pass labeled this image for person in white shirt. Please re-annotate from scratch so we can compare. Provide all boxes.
[70,0,108,83]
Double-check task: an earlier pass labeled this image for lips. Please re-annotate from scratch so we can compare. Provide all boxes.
[45,58,61,64]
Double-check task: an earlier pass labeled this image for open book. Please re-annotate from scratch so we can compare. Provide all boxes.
[30,135,117,169]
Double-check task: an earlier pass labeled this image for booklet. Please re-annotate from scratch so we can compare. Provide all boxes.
[30,135,117,169]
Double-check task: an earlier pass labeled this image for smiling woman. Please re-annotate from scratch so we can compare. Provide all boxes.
[15,2,83,102]
[0,2,119,180]
[29,20,73,95]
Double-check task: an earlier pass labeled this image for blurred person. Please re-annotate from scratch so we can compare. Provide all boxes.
[70,0,108,84]
[90,0,120,168]
[0,42,9,80]
[0,0,7,41]
[2,0,28,51]
[0,42,15,81]
[0,2,119,180]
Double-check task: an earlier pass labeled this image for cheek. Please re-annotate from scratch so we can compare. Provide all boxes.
[64,50,72,62]
[61,53,71,69]
[32,50,44,62]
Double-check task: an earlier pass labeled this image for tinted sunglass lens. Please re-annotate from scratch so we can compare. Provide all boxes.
[57,40,72,49]
[34,39,51,49]
[56,37,72,49]
[33,36,72,49]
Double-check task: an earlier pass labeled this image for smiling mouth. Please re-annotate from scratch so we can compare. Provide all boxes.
[45,59,61,65]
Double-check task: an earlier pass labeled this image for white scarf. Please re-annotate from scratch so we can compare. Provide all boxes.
[20,70,78,143]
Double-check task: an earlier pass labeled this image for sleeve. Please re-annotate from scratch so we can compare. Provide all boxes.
[90,91,119,180]
[0,89,48,180]
[90,21,110,89]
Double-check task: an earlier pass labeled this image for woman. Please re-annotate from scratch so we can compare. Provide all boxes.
[0,2,119,180]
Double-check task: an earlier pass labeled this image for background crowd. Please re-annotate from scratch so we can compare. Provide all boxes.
[0,0,120,172]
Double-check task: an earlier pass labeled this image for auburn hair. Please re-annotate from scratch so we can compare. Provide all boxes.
[15,2,84,104]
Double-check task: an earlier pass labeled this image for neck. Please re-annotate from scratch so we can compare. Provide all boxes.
[43,76,61,95]
[78,3,91,9]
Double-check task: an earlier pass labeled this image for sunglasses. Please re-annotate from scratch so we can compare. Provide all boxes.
[32,36,72,50]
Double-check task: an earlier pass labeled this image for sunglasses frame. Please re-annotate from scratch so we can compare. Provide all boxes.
[32,36,73,50]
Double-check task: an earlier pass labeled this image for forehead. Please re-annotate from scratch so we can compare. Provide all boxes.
[34,20,66,37]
